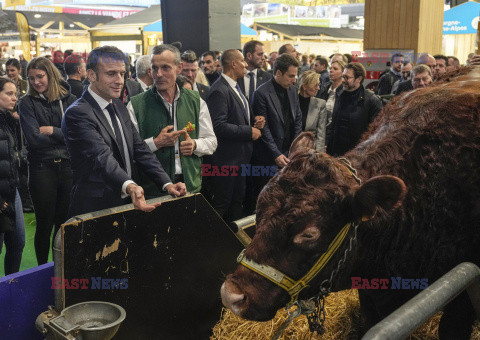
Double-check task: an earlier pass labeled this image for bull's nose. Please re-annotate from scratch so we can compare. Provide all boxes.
[221,281,246,316]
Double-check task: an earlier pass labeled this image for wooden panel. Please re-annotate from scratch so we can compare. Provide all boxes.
[391,0,401,48]
[364,0,442,54]
[62,194,243,339]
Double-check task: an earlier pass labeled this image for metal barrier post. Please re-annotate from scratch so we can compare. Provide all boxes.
[362,262,480,340]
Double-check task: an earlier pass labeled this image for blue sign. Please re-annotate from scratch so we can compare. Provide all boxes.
[443,1,480,35]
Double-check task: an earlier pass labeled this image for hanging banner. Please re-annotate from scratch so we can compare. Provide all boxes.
[15,12,32,62]
[6,0,25,6]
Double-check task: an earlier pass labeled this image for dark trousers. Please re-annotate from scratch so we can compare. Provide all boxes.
[211,174,246,223]
[0,190,25,275]
[28,159,72,265]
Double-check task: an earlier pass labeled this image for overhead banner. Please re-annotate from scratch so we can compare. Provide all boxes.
[6,0,25,6]
[15,12,32,62]
[264,0,364,5]
[443,1,480,35]
[242,2,349,28]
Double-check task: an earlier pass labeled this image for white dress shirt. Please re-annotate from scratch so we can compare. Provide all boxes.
[137,78,151,92]
[87,86,134,197]
[221,73,250,120]
[127,85,217,176]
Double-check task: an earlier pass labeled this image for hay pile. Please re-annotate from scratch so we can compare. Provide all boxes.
[212,289,479,340]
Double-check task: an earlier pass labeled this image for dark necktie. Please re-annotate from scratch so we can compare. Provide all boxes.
[248,72,255,102]
[235,83,249,122]
[106,103,126,168]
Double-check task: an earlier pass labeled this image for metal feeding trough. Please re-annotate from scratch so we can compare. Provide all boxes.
[36,301,126,340]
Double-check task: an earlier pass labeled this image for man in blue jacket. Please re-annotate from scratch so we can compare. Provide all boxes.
[62,45,185,217]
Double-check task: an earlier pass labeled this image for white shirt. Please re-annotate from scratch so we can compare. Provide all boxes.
[87,86,134,197]
[137,78,151,92]
[221,73,250,120]
[243,68,258,99]
[127,85,217,176]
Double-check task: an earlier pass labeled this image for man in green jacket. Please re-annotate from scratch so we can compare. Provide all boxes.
[128,44,217,198]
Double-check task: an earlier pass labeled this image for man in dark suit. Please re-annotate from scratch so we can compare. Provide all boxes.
[206,49,262,222]
[237,40,271,103]
[251,53,302,199]
[62,45,186,217]
[236,40,271,215]
[201,51,221,86]
[64,54,86,99]
[181,50,209,100]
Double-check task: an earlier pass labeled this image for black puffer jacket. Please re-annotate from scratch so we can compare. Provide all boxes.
[0,111,20,205]
[18,82,76,163]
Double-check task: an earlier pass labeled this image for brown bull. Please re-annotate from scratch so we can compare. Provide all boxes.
[221,67,480,339]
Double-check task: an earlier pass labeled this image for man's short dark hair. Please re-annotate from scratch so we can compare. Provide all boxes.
[345,62,366,83]
[278,44,292,55]
[391,53,403,62]
[87,46,125,74]
[181,50,198,63]
[5,58,21,70]
[201,51,216,60]
[151,44,181,65]
[273,53,300,74]
[220,49,241,69]
[433,54,448,65]
[64,54,84,76]
[447,56,460,67]
[243,40,263,57]
[315,56,328,68]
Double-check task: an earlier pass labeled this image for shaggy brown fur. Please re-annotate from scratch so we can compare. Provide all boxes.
[222,67,480,338]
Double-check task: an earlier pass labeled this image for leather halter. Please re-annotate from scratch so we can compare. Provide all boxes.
[237,157,362,306]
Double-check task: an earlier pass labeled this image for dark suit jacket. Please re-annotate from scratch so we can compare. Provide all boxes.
[196,82,210,101]
[67,79,85,99]
[62,90,171,217]
[237,69,272,99]
[252,79,302,165]
[206,76,253,166]
[394,79,414,96]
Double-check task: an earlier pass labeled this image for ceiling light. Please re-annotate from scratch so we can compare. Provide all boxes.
[34,14,41,18]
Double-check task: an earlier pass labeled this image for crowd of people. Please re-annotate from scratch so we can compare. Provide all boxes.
[0,42,474,276]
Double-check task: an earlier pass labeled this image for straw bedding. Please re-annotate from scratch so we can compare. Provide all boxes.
[212,289,480,340]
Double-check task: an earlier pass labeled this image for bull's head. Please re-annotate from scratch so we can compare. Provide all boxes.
[221,132,406,321]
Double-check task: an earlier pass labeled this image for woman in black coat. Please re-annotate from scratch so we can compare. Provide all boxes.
[0,78,25,275]
[19,57,76,265]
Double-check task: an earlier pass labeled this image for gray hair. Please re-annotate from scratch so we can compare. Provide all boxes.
[411,64,432,77]
[151,44,181,65]
[135,55,151,77]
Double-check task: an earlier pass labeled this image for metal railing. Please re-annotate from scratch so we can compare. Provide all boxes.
[362,262,480,339]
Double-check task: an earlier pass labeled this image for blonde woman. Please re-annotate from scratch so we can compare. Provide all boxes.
[18,57,76,265]
[317,60,345,129]
[298,70,328,152]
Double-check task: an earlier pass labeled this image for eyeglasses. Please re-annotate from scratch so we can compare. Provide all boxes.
[342,75,354,80]
[27,74,46,82]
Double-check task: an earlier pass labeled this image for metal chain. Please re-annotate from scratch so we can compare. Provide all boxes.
[271,222,359,339]
[306,222,359,334]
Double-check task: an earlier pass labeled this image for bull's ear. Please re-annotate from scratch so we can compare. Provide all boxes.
[353,175,406,220]
[289,132,316,158]
[293,225,321,249]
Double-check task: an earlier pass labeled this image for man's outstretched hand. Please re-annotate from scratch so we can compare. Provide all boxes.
[126,183,162,212]
[165,182,187,197]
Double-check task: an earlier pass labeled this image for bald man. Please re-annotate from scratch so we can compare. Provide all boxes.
[205,49,263,222]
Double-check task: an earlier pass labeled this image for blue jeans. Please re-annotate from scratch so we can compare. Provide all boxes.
[0,190,26,275]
